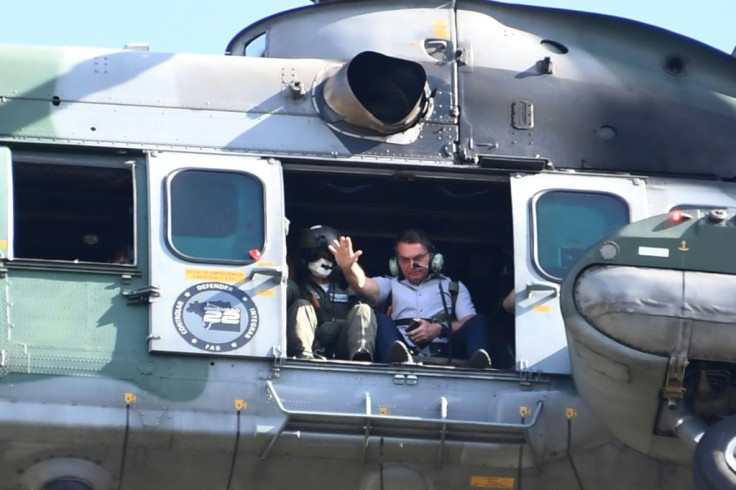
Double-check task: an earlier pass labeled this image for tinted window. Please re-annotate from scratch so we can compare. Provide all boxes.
[43,479,93,490]
[14,161,134,263]
[534,191,628,280]
[168,170,264,262]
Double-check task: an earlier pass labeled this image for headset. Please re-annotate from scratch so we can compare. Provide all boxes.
[389,248,444,277]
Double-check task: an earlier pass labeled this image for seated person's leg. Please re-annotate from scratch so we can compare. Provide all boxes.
[449,314,491,359]
[315,320,343,358]
[374,313,402,363]
[287,299,319,358]
[344,303,377,361]
[489,312,516,369]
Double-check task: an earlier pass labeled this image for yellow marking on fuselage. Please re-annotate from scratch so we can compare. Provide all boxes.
[470,476,515,488]
[433,20,450,38]
[185,269,245,282]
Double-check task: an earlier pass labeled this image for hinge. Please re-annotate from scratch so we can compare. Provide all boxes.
[455,47,469,66]
[457,138,478,164]
[271,345,285,376]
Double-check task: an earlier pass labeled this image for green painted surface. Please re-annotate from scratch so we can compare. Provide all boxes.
[0,46,63,138]
[9,271,137,368]
[0,157,212,401]
[2,269,210,399]
[603,211,736,274]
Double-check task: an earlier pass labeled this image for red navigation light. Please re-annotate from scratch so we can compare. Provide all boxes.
[668,210,693,223]
[669,210,684,222]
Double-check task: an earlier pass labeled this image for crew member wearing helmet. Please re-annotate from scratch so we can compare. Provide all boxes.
[286,225,377,361]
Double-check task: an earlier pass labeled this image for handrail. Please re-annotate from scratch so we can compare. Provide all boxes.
[261,380,544,461]
[246,267,283,281]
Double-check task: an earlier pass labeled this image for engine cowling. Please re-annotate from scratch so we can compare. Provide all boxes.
[561,208,736,458]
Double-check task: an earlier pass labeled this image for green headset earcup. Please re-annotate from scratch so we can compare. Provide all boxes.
[431,252,444,273]
[389,256,399,277]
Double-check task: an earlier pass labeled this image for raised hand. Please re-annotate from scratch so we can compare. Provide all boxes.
[328,236,363,269]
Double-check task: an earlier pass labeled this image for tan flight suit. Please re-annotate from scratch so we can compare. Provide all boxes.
[287,279,376,360]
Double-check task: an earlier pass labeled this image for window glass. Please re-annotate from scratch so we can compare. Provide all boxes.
[43,479,93,490]
[244,32,266,57]
[534,191,628,280]
[168,170,264,262]
[13,162,134,263]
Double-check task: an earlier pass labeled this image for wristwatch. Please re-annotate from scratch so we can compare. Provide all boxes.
[439,322,451,338]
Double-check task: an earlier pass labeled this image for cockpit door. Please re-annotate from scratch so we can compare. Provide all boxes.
[0,147,10,261]
[510,172,648,374]
[146,151,286,358]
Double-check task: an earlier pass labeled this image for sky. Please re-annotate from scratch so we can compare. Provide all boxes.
[0,0,733,55]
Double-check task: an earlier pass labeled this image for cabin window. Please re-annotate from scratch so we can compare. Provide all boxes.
[243,32,267,57]
[167,169,264,262]
[13,161,134,264]
[533,191,628,280]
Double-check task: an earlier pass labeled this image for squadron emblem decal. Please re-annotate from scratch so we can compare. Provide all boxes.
[172,282,259,352]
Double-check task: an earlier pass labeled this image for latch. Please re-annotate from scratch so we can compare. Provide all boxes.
[663,318,693,407]
[512,100,535,130]
[663,354,688,406]
[393,374,419,386]
[123,285,161,305]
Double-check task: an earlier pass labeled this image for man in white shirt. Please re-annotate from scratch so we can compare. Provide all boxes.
[329,229,492,367]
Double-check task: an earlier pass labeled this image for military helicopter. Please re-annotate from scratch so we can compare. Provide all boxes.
[1,0,735,488]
